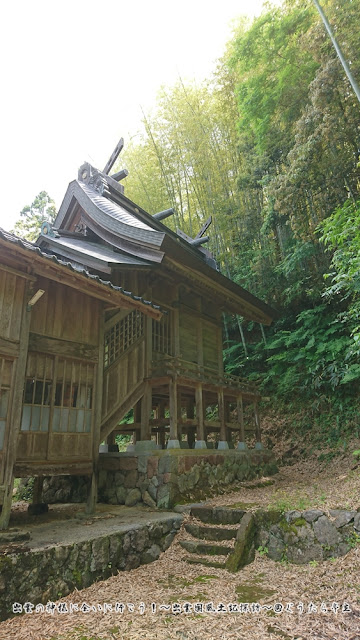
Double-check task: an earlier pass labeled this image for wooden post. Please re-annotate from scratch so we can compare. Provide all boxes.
[237,394,245,443]
[172,285,180,357]
[254,401,261,443]
[195,383,205,442]
[0,283,31,529]
[169,377,178,441]
[158,401,166,448]
[32,476,44,504]
[86,304,105,516]
[140,381,152,441]
[177,388,182,442]
[218,388,226,443]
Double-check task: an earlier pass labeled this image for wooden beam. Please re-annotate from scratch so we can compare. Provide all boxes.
[0,264,36,282]
[28,333,99,362]
[14,462,93,477]
[100,382,145,441]
[0,337,19,358]
[103,137,124,175]
[194,216,212,240]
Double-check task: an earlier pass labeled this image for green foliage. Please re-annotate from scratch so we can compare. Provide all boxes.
[13,191,57,241]
[14,477,34,502]
[257,545,268,557]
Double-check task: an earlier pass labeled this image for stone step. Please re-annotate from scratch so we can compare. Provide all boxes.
[190,506,246,525]
[184,556,227,569]
[179,539,232,556]
[185,522,237,541]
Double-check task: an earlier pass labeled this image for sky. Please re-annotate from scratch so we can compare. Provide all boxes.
[0,0,267,231]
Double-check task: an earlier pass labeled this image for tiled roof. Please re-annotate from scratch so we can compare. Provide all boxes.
[0,227,161,312]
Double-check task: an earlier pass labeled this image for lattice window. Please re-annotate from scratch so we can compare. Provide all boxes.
[21,354,94,434]
[104,310,144,368]
[22,354,53,433]
[52,359,94,434]
[152,314,171,355]
[0,357,13,450]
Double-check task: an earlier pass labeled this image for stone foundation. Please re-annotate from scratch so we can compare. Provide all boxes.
[42,448,278,508]
[0,513,182,621]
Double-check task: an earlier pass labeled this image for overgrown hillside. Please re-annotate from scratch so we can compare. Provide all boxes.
[118,0,360,458]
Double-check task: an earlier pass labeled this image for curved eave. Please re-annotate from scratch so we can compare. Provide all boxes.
[56,181,165,252]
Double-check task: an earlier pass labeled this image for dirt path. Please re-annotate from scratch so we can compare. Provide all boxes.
[0,457,359,640]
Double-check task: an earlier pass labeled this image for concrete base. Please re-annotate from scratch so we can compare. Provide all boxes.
[135,440,157,452]
[126,444,136,452]
[167,439,181,449]
[255,442,264,450]
[237,442,248,451]
[194,440,207,449]
[217,441,229,450]
[99,444,108,453]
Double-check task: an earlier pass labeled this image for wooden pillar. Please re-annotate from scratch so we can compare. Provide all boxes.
[106,431,116,446]
[218,388,226,442]
[195,383,205,442]
[158,401,166,448]
[172,285,180,357]
[86,304,105,516]
[32,476,44,504]
[140,381,152,441]
[237,394,245,442]
[254,400,262,443]
[186,401,195,448]
[169,377,178,441]
[177,389,182,441]
[0,283,31,530]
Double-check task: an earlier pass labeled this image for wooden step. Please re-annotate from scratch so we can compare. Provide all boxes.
[190,506,246,525]
[179,539,232,556]
[185,522,237,541]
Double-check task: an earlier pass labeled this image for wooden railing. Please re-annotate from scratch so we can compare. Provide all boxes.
[150,354,259,396]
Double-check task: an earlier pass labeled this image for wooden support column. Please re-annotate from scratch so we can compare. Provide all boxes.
[218,388,227,443]
[0,284,31,529]
[140,381,152,441]
[158,401,166,448]
[177,389,182,442]
[86,304,105,516]
[195,383,205,443]
[237,394,245,443]
[186,401,195,448]
[32,476,44,505]
[254,400,262,444]
[169,377,178,442]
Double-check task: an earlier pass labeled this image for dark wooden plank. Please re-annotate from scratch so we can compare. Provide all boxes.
[28,333,99,361]
[103,138,124,175]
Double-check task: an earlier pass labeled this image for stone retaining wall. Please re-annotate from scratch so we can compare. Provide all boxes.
[0,515,182,621]
[255,508,360,564]
[43,449,278,508]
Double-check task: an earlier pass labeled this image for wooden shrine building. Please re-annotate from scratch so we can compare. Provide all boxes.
[0,140,275,528]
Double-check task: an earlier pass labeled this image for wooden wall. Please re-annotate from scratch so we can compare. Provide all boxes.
[30,277,99,345]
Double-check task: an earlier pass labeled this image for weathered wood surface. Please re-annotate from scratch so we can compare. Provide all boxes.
[0,272,25,342]
[28,333,99,361]
[30,278,100,345]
